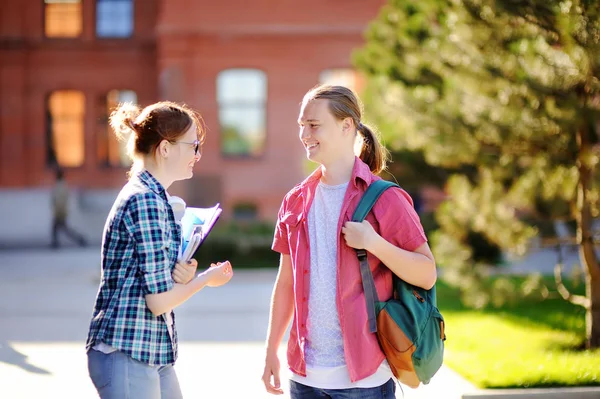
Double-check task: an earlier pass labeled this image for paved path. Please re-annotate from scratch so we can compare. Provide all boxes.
[0,248,476,398]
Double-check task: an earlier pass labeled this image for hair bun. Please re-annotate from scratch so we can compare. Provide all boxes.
[124,118,137,132]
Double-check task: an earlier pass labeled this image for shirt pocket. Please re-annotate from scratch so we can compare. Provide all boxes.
[281,210,303,245]
[281,211,302,228]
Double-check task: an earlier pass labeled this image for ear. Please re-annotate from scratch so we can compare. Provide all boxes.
[159,139,170,158]
[341,117,353,135]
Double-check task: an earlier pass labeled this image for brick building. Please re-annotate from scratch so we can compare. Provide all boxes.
[0,0,385,226]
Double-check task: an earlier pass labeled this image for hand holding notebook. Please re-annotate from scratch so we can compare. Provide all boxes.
[169,196,222,263]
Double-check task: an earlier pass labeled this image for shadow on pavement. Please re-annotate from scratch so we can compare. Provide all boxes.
[0,341,51,375]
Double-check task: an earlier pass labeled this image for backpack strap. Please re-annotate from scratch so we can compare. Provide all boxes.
[352,179,399,333]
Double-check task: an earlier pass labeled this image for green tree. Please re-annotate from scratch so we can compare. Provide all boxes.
[355,0,600,348]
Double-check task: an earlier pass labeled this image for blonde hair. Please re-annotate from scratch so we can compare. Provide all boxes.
[302,85,389,174]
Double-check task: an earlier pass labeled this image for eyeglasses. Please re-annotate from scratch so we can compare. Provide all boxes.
[171,139,201,156]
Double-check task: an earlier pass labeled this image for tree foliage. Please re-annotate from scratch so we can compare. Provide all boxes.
[355,0,600,347]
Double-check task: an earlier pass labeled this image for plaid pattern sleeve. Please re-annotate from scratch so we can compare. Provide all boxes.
[124,193,175,295]
[85,170,180,366]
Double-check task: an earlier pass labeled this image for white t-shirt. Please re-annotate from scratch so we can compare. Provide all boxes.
[290,181,392,389]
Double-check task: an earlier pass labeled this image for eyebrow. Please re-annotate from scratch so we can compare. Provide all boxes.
[298,119,321,125]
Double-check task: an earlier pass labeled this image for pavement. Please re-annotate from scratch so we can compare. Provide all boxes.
[0,247,477,399]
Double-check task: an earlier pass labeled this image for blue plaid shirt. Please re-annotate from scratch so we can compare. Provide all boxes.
[86,170,181,365]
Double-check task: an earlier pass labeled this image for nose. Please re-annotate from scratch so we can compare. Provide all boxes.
[299,126,309,140]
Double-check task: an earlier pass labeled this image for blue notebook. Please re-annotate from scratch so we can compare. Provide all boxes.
[178,203,222,262]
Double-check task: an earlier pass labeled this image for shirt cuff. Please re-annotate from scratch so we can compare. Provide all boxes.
[142,269,174,295]
[402,234,427,252]
[272,240,290,255]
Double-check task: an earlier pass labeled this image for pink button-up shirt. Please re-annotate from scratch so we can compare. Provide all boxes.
[272,157,427,382]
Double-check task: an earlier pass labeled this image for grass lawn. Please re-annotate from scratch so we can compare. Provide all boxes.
[436,277,600,388]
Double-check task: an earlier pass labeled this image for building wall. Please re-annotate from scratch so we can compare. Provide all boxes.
[0,0,386,222]
[0,0,158,189]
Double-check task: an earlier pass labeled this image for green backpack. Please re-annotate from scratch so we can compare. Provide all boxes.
[352,179,446,387]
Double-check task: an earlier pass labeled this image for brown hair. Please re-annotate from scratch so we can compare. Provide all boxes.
[302,85,389,175]
[110,101,205,173]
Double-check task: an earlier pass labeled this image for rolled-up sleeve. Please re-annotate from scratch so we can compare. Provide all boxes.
[124,193,174,295]
[379,188,427,252]
[272,199,290,255]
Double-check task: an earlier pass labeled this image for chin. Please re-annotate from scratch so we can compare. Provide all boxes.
[306,153,321,164]
[176,171,194,181]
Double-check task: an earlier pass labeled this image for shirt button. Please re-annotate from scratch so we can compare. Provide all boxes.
[304,270,309,274]
[303,297,307,302]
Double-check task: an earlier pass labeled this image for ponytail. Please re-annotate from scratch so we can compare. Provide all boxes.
[357,122,389,175]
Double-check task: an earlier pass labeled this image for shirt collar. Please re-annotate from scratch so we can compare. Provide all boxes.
[298,157,375,195]
[300,157,374,185]
[350,156,375,188]
[135,169,167,197]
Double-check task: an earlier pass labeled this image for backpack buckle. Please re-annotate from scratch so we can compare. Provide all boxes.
[355,249,368,261]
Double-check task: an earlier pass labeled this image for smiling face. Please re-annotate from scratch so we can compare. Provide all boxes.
[298,99,354,166]
[168,122,201,181]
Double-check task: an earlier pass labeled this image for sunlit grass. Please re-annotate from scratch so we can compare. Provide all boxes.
[437,278,600,388]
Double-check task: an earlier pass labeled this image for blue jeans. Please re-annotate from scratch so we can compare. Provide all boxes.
[290,379,396,399]
[87,349,182,399]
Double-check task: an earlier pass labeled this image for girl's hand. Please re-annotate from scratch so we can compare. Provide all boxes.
[341,220,378,251]
[172,259,198,284]
[203,261,233,287]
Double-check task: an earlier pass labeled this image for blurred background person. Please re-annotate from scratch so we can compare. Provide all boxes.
[51,167,87,249]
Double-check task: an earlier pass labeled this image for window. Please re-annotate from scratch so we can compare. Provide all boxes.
[217,69,267,157]
[44,0,82,38]
[233,202,258,221]
[96,0,134,38]
[47,91,85,167]
[319,68,363,93]
[97,90,136,167]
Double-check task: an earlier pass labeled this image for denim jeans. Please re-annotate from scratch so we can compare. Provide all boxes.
[290,378,396,399]
[87,348,182,399]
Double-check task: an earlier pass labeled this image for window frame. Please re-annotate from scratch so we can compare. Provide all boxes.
[43,0,83,39]
[95,0,135,39]
[319,68,363,94]
[216,68,268,159]
[46,89,86,169]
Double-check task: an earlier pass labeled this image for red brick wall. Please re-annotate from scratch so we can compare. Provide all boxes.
[0,0,386,221]
[0,0,158,188]
[157,0,384,30]
[156,0,385,219]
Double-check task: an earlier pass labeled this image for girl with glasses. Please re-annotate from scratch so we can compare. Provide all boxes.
[86,101,233,399]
